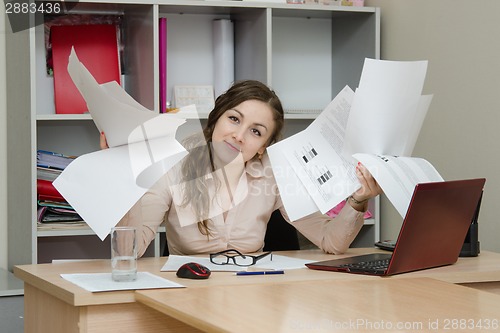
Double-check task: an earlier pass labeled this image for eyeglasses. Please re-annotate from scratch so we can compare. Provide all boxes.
[210,249,272,267]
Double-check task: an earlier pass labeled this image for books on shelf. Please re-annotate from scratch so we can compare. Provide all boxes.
[37,149,83,226]
[37,166,62,182]
[37,221,88,231]
[37,204,83,223]
[51,24,121,114]
[37,150,76,170]
[37,179,83,224]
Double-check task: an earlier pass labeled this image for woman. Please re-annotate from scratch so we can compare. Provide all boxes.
[106,80,382,257]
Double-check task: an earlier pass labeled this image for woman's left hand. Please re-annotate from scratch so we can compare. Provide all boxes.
[100,132,109,150]
[352,162,383,203]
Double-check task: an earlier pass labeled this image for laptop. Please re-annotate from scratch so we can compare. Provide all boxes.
[374,191,483,257]
[306,178,486,276]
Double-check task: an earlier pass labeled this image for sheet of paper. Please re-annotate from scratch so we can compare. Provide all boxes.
[250,254,314,270]
[267,134,320,221]
[353,153,444,217]
[343,58,429,157]
[54,140,187,240]
[283,86,359,214]
[60,272,185,292]
[161,255,247,272]
[401,94,433,156]
[67,47,157,148]
[161,254,312,272]
[53,48,189,240]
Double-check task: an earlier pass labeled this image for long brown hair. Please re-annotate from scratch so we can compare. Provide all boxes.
[179,80,284,235]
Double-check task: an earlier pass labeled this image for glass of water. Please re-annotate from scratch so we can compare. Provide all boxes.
[111,226,137,282]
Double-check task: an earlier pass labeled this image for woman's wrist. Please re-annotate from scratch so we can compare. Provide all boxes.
[349,195,367,205]
[347,195,368,212]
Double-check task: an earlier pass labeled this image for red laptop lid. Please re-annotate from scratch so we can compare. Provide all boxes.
[387,178,485,275]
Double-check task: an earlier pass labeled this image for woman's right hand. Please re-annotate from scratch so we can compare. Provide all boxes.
[100,132,109,149]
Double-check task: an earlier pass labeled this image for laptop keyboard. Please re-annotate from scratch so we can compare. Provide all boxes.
[339,258,390,274]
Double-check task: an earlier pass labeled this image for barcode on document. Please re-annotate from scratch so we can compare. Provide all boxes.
[317,170,333,185]
[302,148,318,163]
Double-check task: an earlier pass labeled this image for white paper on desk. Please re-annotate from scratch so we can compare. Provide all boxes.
[252,255,314,270]
[53,48,189,240]
[353,153,444,217]
[60,272,185,292]
[161,255,247,272]
[161,255,312,272]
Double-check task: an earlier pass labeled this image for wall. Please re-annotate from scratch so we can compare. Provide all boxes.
[1,8,7,270]
[366,0,500,252]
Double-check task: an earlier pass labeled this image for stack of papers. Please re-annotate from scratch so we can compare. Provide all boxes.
[268,58,441,220]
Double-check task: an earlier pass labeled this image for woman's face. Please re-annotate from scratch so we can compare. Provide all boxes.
[211,99,276,167]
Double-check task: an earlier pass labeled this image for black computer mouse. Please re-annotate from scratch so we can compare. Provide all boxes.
[176,262,211,279]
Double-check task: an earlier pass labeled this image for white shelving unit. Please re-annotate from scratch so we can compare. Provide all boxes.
[6,0,380,266]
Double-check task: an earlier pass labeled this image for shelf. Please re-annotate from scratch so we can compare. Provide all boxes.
[38,225,166,238]
[37,226,95,237]
[363,218,375,226]
[37,226,167,260]
[284,111,320,119]
[165,110,320,120]
[37,114,93,121]
[6,0,379,266]
[157,1,377,16]
[37,111,320,121]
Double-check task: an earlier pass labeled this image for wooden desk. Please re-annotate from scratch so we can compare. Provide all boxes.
[136,278,500,333]
[13,249,500,333]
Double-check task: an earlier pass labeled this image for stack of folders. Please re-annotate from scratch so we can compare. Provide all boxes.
[37,149,75,171]
[37,150,85,229]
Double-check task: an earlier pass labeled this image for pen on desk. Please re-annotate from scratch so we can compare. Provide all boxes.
[235,270,285,276]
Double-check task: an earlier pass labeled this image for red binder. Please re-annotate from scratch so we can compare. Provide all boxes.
[51,24,121,114]
[37,179,65,202]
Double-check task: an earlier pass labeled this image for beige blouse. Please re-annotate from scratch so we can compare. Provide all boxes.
[118,154,366,257]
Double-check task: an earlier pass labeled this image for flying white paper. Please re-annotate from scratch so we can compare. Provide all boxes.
[53,48,188,240]
[268,59,433,220]
[344,58,431,157]
[353,153,444,217]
